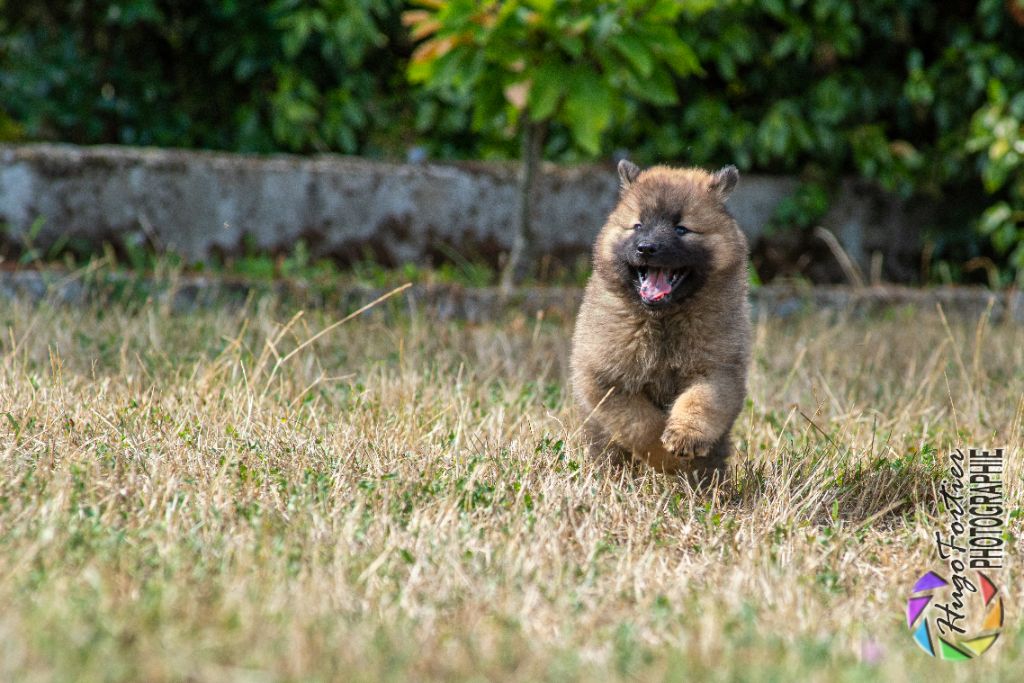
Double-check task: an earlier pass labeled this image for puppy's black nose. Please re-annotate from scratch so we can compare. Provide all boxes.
[636,241,658,255]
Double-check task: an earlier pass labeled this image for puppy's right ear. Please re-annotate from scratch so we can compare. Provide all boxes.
[618,159,641,189]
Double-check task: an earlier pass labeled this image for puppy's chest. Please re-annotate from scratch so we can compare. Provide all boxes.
[639,371,683,412]
[616,333,693,409]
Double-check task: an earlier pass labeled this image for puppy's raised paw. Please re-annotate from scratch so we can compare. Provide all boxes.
[661,425,714,460]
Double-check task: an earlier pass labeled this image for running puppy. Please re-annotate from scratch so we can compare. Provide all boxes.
[570,160,751,476]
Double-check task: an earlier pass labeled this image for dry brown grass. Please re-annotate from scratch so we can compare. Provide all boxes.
[0,292,1021,682]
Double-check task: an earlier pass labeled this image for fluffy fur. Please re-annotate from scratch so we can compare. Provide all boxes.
[570,160,752,476]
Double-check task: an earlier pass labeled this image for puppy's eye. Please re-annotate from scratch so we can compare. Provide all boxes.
[632,223,642,231]
[675,225,691,235]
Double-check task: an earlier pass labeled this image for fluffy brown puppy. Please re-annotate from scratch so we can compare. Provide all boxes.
[570,160,751,476]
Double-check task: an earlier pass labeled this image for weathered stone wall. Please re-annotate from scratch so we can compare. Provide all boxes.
[0,144,926,280]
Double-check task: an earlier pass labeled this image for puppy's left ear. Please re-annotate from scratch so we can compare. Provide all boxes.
[710,165,739,200]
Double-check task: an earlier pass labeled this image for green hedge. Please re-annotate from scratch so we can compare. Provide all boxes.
[2,0,1023,283]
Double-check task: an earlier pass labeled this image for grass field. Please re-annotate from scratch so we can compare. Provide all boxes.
[0,289,1021,681]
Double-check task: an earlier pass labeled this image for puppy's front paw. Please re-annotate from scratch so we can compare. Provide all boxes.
[661,424,713,459]
[632,440,677,472]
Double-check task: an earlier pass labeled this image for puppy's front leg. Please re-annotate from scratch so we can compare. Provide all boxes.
[575,372,666,457]
[661,373,744,459]
[594,397,676,470]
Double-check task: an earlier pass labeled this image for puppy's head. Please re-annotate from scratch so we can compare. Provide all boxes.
[593,160,747,309]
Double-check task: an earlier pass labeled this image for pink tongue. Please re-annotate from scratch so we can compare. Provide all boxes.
[640,269,672,301]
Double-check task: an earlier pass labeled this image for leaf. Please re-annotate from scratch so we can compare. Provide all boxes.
[527,63,564,120]
[401,10,432,28]
[410,36,459,67]
[504,79,530,111]
[638,67,678,106]
[410,18,442,41]
[407,57,435,84]
[556,33,584,58]
[409,38,467,84]
[525,0,556,13]
[610,35,654,78]
[657,40,704,77]
[562,72,613,155]
[979,202,1013,235]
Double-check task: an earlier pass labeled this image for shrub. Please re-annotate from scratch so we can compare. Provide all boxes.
[611,0,1024,283]
[0,0,406,154]
[404,0,709,285]
[3,0,1024,283]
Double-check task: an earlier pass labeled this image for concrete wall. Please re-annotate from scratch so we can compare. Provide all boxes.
[0,144,925,279]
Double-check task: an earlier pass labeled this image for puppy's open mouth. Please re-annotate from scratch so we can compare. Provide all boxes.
[635,266,687,305]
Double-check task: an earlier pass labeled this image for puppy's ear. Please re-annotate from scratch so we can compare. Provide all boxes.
[710,165,739,200]
[617,159,641,189]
